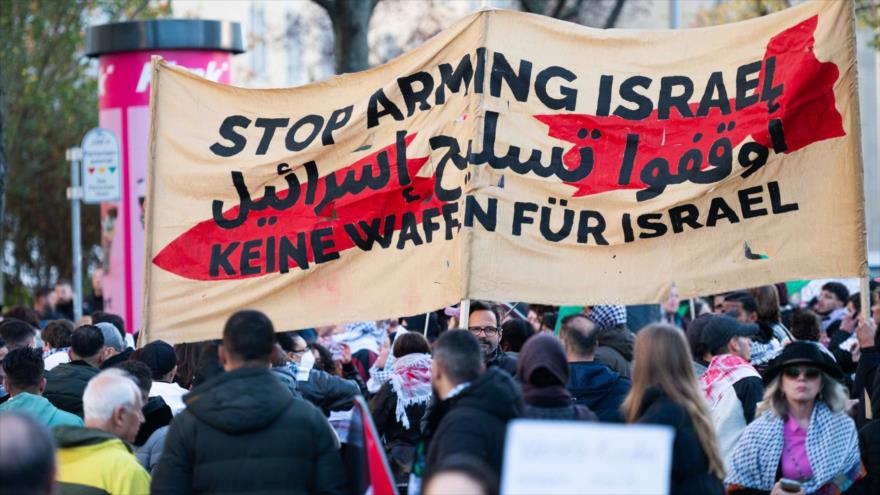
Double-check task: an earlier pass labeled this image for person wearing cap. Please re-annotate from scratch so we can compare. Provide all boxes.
[587,305,635,379]
[726,342,864,494]
[133,340,188,415]
[698,315,764,464]
[93,322,127,370]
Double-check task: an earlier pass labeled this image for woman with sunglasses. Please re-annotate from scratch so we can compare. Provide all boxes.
[726,342,865,494]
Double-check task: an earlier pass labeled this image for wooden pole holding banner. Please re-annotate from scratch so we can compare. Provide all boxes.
[860,277,871,322]
[423,312,430,336]
[689,299,696,320]
[460,299,470,329]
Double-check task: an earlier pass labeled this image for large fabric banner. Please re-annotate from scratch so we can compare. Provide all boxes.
[145,1,865,343]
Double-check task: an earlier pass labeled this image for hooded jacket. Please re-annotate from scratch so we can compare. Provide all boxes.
[54,425,151,495]
[44,360,100,418]
[594,325,634,378]
[568,361,631,423]
[0,392,83,428]
[150,367,346,495]
[518,335,597,422]
[423,367,523,478]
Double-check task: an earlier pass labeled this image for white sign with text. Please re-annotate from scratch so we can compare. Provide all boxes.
[81,128,121,204]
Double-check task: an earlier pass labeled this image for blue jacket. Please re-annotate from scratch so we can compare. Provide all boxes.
[567,361,631,423]
[0,392,84,428]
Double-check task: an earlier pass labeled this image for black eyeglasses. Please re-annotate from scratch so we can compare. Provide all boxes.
[783,366,821,380]
[468,326,500,336]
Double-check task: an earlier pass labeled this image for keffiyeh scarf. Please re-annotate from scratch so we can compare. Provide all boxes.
[699,354,760,409]
[389,353,433,429]
[725,402,865,494]
[588,305,627,330]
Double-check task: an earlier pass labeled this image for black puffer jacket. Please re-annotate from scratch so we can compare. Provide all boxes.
[423,368,523,479]
[298,367,361,415]
[151,367,346,495]
[486,346,518,376]
[369,381,428,483]
[44,360,100,418]
[636,387,724,495]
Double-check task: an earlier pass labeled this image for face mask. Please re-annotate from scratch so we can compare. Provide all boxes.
[296,350,315,381]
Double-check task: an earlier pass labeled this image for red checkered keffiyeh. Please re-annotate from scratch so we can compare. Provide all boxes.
[390,353,433,429]
[699,354,760,409]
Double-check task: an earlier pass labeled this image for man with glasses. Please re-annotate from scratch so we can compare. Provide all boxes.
[467,301,517,376]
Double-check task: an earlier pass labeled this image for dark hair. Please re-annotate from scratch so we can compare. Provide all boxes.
[0,319,36,349]
[685,314,712,361]
[222,310,275,362]
[392,332,431,358]
[2,307,40,329]
[112,360,152,395]
[724,292,758,314]
[90,311,126,341]
[71,325,105,359]
[309,342,337,374]
[468,300,499,324]
[560,313,598,355]
[423,454,498,495]
[173,342,208,390]
[0,412,56,494]
[790,308,821,342]
[821,282,849,305]
[276,331,297,354]
[433,330,482,384]
[191,341,223,388]
[848,292,861,315]
[2,347,44,390]
[747,285,781,324]
[41,320,73,349]
[35,287,54,300]
[500,319,533,353]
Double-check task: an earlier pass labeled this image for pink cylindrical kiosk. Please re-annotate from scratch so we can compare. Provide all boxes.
[85,20,243,335]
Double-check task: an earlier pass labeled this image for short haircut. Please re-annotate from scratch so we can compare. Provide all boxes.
[0,412,56,494]
[500,319,533,353]
[468,300,499,324]
[392,332,431,358]
[276,331,297,354]
[724,291,758,313]
[2,348,44,390]
[790,308,821,342]
[90,311,126,340]
[560,313,598,355]
[112,360,152,396]
[41,320,73,349]
[71,325,105,359]
[423,453,498,495]
[223,310,275,362]
[35,286,54,300]
[2,307,40,329]
[821,282,849,305]
[82,368,142,422]
[0,319,35,349]
[94,323,125,352]
[432,330,482,385]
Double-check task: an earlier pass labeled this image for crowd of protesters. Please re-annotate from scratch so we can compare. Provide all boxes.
[0,278,878,495]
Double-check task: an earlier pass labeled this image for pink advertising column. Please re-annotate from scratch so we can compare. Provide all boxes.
[85,20,243,336]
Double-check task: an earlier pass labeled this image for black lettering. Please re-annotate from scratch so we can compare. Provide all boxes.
[534,66,577,111]
[398,72,435,117]
[512,202,538,236]
[735,60,762,111]
[539,203,573,242]
[705,197,741,227]
[367,88,404,129]
[396,212,423,249]
[597,75,613,117]
[618,134,640,186]
[209,242,239,277]
[210,115,251,157]
[442,202,461,240]
[279,233,309,272]
[344,217,395,251]
[622,213,635,243]
[311,227,339,264]
[421,208,442,243]
[285,114,323,152]
[768,181,798,214]
[475,47,486,94]
[738,186,768,219]
[435,54,474,105]
[322,105,353,146]
[658,76,694,119]
[613,76,653,120]
[576,210,608,245]
[637,213,667,239]
[696,72,731,117]
[669,204,704,233]
[464,196,497,232]
[761,56,783,114]
[240,239,262,276]
[254,118,289,155]
[489,52,532,102]
[266,236,276,273]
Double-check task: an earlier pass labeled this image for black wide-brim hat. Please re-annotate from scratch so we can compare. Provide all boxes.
[762,341,845,385]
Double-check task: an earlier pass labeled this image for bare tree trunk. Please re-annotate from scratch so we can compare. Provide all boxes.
[0,83,7,307]
[314,0,379,74]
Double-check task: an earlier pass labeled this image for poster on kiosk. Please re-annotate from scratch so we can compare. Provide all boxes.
[85,19,244,336]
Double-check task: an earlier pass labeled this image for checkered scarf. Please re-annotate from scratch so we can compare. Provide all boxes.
[699,354,760,409]
[389,353,433,429]
[589,305,627,330]
[725,402,865,494]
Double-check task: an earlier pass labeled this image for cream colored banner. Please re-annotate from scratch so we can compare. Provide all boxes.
[145,0,865,343]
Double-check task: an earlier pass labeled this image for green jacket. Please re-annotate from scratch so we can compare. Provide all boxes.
[0,392,84,428]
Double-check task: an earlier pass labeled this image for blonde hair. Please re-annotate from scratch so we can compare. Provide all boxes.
[623,324,725,480]
[758,371,848,417]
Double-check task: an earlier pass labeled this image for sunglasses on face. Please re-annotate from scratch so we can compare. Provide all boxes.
[783,366,821,380]
[468,326,500,336]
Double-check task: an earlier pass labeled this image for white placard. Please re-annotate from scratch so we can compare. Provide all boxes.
[81,128,121,203]
[501,420,674,495]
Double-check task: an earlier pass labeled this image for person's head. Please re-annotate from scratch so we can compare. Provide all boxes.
[54,281,73,304]
[82,368,145,444]
[2,347,46,396]
[789,308,821,342]
[90,312,126,342]
[34,287,56,311]
[586,304,627,331]
[276,331,311,364]
[661,283,680,314]
[516,334,570,397]
[309,342,337,374]
[432,330,484,399]
[3,306,41,329]
[499,319,533,353]
[701,315,757,360]
[622,324,724,480]
[133,340,177,382]
[392,332,431,358]
[41,320,73,352]
[111,360,152,403]
[468,301,501,358]
[722,292,759,324]
[685,313,713,362]
[422,454,498,495]
[760,341,847,416]
[815,281,849,315]
[94,322,125,358]
[0,319,36,350]
[559,313,598,361]
[711,294,727,314]
[91,268,104,296]
[746,285,781,324]
[0,412,56,495]
[70,325,106,367]
[191,341,224,388]
[220,310,275,370]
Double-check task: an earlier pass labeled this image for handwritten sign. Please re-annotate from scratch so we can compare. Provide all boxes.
[501,420,674,495]
[81,128,121,204]
[145,1,864,343]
